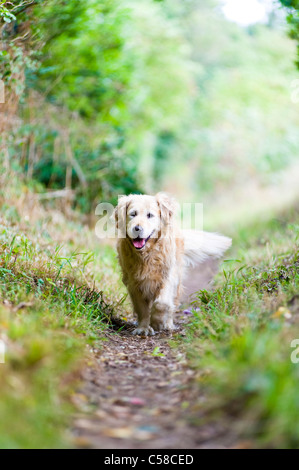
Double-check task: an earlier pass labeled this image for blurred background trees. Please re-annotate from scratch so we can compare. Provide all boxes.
[1,0,299,217]
[280,0,299,67]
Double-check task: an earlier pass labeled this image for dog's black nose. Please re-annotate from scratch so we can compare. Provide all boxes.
[134,225,142,232]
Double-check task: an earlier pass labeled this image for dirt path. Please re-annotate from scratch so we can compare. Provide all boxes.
[71,312,234,449]
[70,260,238,449]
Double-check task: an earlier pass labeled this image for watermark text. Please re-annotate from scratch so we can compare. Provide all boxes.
[94,200,204,239]
[0,80,4,104]
[0,340,5,364]
[291,339,299,364]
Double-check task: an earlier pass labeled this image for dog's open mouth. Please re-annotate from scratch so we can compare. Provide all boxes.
[131,233,153,250]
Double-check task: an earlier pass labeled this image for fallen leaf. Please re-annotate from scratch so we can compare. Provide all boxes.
[14,302,34,311]
[103,426,133,439]
[272,307,292,319]
[151,347,165,357]
[72,437,92,448]
[129,397,146,406]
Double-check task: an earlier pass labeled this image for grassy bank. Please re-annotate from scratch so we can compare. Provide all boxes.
[185,205,299,448]
[0,177,120,448]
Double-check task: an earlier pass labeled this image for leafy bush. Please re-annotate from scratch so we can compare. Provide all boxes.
[280,0,299,67]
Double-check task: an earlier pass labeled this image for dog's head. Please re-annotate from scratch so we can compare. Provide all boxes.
[114,192,177,251]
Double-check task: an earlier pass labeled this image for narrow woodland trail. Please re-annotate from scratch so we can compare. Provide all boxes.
[71,311,236,450]
[70,261,237,449]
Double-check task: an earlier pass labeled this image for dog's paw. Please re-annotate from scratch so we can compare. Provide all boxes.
[151,319,174,332]
[132,326,155,336]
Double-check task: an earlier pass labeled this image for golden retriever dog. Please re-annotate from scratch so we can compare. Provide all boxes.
[114,193,231,336]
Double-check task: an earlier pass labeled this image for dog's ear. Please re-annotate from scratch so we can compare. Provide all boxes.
[155,192,178,226]
[113,195,131,231]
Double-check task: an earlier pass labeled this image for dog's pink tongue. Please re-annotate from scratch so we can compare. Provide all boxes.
[133,238,145,249]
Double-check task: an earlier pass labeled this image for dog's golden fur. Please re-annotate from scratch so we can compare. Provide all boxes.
[115,192,231,336]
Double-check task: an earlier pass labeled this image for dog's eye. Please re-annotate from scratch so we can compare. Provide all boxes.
[129,211,137,218]
[147,213,154,219]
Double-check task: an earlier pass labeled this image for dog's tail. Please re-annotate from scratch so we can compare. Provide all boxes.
[182,230,232,267]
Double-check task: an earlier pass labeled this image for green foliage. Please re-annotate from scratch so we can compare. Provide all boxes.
[0,1,39,85]
[280,0,299,67]
[186,209,299,447]
[30,0,191,190]
[33,0,192,128]
[0,190,119,447]
[0,228,114,333]
[158,2,299,200]
[2,0,193,210]
[1,1,299,212]
[0,1,16,23]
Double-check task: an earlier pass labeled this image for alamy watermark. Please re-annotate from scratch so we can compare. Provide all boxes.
[95,201,203,240]
[291,79,299,104]
[0,79,5,104]
[291,339,299,364]
[0,340,5,364]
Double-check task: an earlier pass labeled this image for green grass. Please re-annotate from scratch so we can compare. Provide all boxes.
[184,208,299,448]
[0,199,119,448]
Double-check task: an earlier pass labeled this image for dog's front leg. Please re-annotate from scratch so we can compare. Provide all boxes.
[129,290,154,336]
[150,282,175,332]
